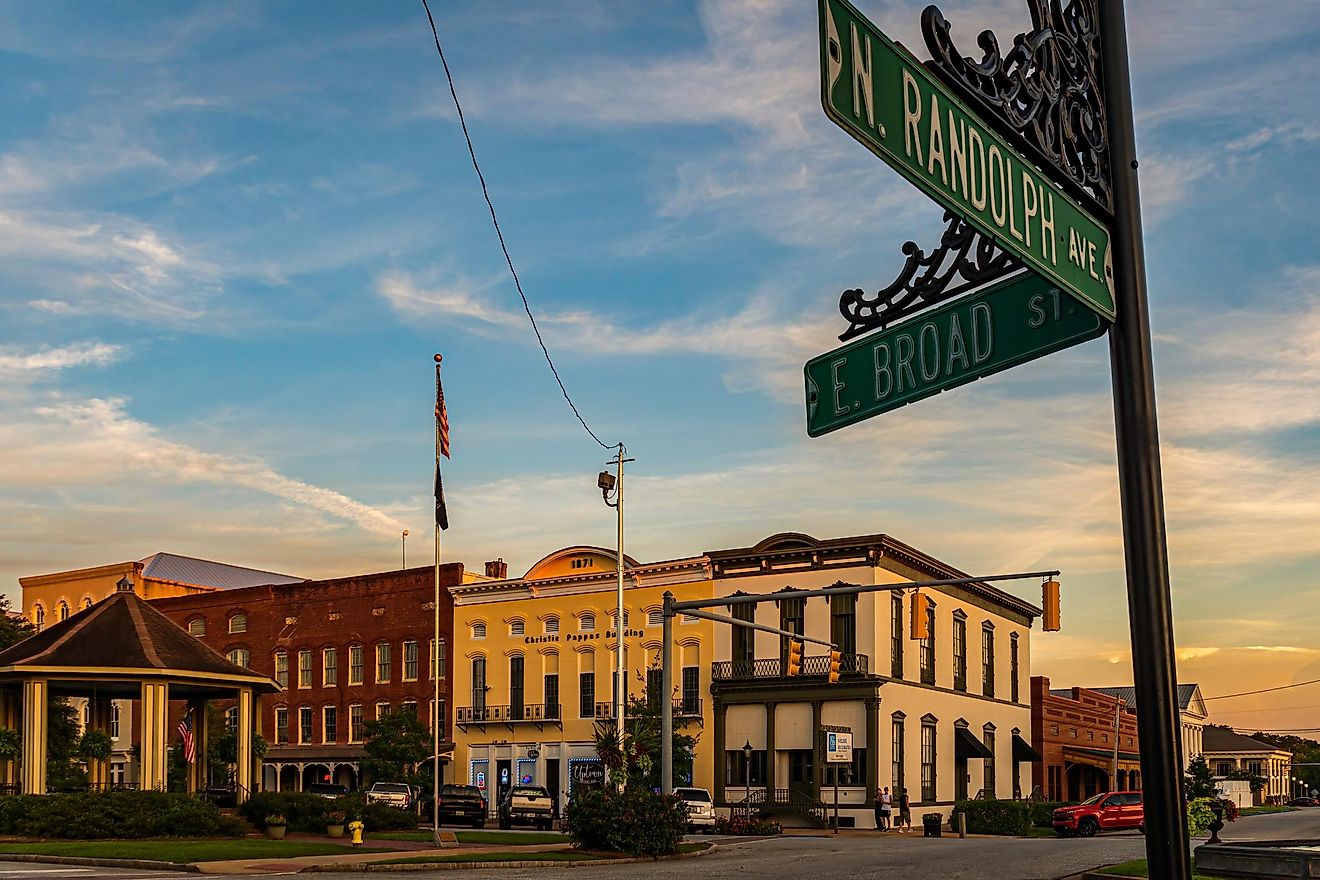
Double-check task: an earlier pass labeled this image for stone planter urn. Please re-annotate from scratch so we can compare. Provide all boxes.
[1207,800,1226,845]
[327,823,345,838]
[266,824,287,840]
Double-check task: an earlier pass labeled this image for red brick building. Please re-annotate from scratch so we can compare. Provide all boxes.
[1030,676,1142,802]
[152,564,461,792]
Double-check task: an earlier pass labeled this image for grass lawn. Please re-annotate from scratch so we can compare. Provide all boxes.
[376,830,569,846]
[1024,826,1059,838]
[372,843,709,867]
[1095,858,1225,879]
[1240,805,1295,816]
[0,839,390,863]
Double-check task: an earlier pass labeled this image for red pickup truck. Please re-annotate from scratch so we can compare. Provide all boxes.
[1053,791,1144,837]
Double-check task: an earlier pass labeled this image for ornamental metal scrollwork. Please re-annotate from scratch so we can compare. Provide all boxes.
[837,211,1019,342]
[921,0,1110,214]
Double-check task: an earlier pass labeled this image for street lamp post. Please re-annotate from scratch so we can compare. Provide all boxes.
[743,740,754,787]
[402,529,409,569]
[598,446,631,747]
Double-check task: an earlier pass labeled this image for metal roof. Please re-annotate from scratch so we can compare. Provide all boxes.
[1202,727,1288,755]
[139,552,303,589]
[1088,684,1200,711]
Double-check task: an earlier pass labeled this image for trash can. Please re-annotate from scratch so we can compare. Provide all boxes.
[922,812,943,838]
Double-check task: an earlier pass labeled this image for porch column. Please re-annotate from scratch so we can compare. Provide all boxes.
[87,697,113,788]
[764,702,777,794]
[187,699,208,794]
[810,700,823,801]
[138,681,169,791]
[235,688,254,802]
[865,695,881,804]
[0,690,20,788]
[712,699,726,804]
[20,679,47,795]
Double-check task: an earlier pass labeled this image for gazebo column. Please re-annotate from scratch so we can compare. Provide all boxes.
[20,679,48,795]
[0,690,19,788]
[138,681,169,791]
[86,697,113,789]
[235,688,255,802]
[187,699,208,794]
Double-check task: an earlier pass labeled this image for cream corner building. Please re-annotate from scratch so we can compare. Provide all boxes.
[449,546,714,816]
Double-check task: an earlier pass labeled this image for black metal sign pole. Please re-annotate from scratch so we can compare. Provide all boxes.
[1100,2,1191,877]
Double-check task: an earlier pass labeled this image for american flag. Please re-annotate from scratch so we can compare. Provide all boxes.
[434,357,450,531]
[178,709,196,764]
[435,366,450,460]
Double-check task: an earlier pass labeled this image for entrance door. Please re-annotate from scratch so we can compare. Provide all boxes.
[955,758,968,800]
[545,759,561,818]
[788,750,814,802]
[496,759,512,812]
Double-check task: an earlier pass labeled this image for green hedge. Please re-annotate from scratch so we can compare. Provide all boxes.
[950,800,1075,835]
[0,791,247,839]
[564,786,688,857]
[236,792,416,833]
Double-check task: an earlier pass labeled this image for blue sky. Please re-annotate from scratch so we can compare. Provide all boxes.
[2,1,1319,731]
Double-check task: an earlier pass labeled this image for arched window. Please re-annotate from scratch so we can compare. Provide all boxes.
[188,618,206,637]
[228,613,247,634]
[509,619,525,637]
[544,616,559,635]
[81,597,93,611]
[33,604,45,631]
[579,613,595,632]
[58,602,70,622]
[227,647,250,668]
[471,621,487,640]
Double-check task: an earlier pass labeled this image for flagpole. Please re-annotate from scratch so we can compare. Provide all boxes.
[432,353,443,848]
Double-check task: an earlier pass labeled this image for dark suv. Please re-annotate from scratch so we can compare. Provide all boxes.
[428,783,487,828]
[1053,791,1144,837]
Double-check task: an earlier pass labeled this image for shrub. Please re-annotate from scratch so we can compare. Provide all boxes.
[1187,797,1215,836]
[950,799,1033,835]
[1030,800,1074,828]
[0,790,247,839]
[714,814,782,836]
[237,792,417,833]
[564,785,687,857]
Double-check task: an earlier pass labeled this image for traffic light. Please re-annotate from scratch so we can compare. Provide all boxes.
[1042,579,1061,632]
[786,639,803,676]
[828,649,842,684]
[910,590,929,640]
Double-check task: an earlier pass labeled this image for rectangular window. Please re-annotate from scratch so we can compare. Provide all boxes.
[403,640,419,681]
[983,728,996,797]
[831,592,857,657]
[952,615,967,691]
[275,707,289,745]
[824,748,866,787]
[920,720,937,803]
[433,699,446,735]
[1010,635,1020,703]
[298,649,312,689]
[471,657,486,717]
[724,750,767,785]
[349,645,364,685]
[891,716,906,792]
[110,704,121,740]
[647,667,664,711]
[982,625,996,697]
[732,603,754,674]
[323,647,338,686]
[920,605,936,685]
[349,704,364,742]
[510,655,525,720]
[323,706,337,743]
[299,706,312,744]
[891,596,904,678]
[430,638,447,680]
[401,699,417,719]
[543,673,559,719]
[376,643,392,683]
[579,672,595,719]
[779,597,805,672]
[681,667,700,715]
[275,652,289,690]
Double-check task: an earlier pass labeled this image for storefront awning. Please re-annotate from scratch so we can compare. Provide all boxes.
[954,726,994,760]
[1012,733,1041,763]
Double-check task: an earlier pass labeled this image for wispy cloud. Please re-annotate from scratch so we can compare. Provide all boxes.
[0,341,123,373]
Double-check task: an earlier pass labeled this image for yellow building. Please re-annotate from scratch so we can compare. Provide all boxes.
[449,546,714,816]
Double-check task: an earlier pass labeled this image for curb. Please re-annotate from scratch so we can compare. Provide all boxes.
[0,853,199,872]
[303,843,718,873]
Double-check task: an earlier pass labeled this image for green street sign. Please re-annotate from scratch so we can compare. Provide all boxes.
[819,0,1116,321]
[804,272,1105,436]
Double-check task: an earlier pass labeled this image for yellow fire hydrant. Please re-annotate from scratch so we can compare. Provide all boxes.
[348,820,365,847]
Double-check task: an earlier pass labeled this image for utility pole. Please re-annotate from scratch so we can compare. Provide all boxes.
[599,446,631,750]
[1111,700,1121,788]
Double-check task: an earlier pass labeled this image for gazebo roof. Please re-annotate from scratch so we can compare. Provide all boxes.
[0,588,277,692]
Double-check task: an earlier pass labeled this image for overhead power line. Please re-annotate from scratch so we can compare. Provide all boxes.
[1204,677,1320,702]
[1214,703,1320,715]
[418,0,613,451]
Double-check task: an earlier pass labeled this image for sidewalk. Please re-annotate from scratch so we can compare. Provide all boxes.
[196,834,574,875]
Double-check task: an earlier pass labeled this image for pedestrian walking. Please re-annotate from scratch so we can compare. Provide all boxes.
[879,786,892,830]
[897,788,911,833]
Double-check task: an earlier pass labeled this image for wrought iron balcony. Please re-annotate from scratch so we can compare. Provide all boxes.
[712,653,869,681]
[674,698,703,718]
[456,703,560,725]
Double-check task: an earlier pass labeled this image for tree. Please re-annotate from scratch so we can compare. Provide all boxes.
[362,709,430,787]
[45,697,85,790]
[593,693,699,791]
[0,596,34,651]
[1185,756,1217,800]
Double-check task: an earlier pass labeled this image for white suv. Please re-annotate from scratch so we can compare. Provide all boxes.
[675,787,716,833]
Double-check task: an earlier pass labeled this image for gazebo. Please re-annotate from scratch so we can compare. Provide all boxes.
[0,577,278,799]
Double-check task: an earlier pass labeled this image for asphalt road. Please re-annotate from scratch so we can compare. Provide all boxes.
[0,809,1314,880]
